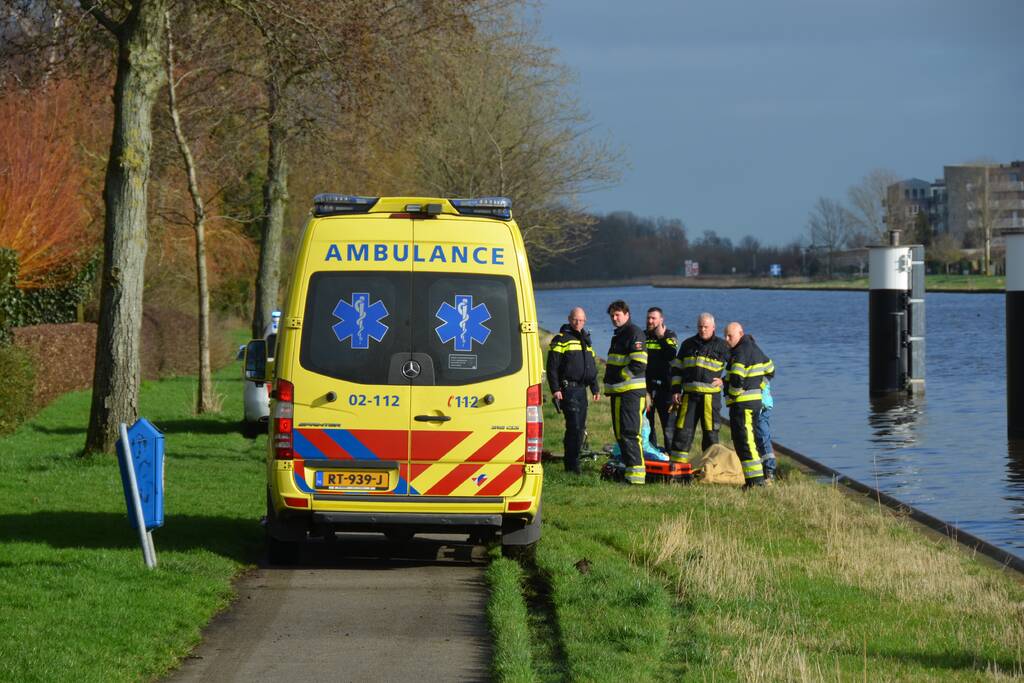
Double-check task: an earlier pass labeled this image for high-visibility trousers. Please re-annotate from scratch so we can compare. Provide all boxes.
[729,404,765,484]
[611,390,647,485]
[669,392,721,466]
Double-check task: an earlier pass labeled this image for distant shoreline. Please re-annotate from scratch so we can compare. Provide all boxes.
[534,275,1004,294]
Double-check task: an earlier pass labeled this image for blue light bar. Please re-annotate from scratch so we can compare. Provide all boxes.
[450,196,512,220]
[312,194,379,216]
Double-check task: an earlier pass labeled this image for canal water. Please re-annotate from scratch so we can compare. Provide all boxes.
[535,285,1023,559]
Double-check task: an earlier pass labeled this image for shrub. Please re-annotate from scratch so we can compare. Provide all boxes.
[12,308,238,413]
[13,323,96,408]
[0,82,97,289]
[0,248,99,331]
[0,343,36,434]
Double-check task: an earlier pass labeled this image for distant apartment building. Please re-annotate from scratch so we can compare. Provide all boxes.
[944,162,1024,239]
[885,178,946,235]
[886,161,1024,240]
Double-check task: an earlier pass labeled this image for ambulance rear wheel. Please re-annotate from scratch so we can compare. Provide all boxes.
[501,541,536,562]
[267,534,301,566]
[501,503,541,561]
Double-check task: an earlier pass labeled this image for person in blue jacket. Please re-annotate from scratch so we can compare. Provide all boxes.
[755,379,776,482]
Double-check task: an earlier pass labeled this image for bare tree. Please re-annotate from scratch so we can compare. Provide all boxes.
[847,168,900,246]
[807,197,852,278]
[80,0,169,453]
[738,235,761,275]
[396,16,621,266]
[929,232,962,274]
[964,165,1011,276]
[231,0,519,339]
[0,0,169,452]
[163,9,213,413]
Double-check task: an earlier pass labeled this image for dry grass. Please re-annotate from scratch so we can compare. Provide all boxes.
[635,475,1024,680]
[640,511,773,604]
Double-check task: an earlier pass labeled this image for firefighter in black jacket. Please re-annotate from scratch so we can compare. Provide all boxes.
[604,300,648,485]
[644,307,678,449]
[547,307,601,474]
[723,321,775,487]
[669,312,729,471]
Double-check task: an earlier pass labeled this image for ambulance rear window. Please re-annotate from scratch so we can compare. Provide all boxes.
[299,271,520,385]
[300,272,412,385]
[412,273,521,385]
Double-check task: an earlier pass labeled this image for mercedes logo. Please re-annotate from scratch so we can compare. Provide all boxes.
[401,360,421,379]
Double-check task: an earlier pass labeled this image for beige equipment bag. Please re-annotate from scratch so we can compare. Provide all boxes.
[690,444,745,486]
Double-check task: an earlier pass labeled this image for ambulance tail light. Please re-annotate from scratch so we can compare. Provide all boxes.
[525,384,543,464]
[273,379,294,460]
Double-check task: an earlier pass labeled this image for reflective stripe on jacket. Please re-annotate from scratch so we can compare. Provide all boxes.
[604,322,647,394]
[546,324,599,394]
[645,328,678,388]
[725,335,774,406]
[670,334,729,394]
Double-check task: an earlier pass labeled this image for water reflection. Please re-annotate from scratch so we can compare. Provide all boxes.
[1007,439,1024,529]
[1008,439,1024,485]
[868,394,923,450]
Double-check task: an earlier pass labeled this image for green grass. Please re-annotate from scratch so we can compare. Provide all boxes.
[0,358,264,682]
[491,342,1024,681]
[923,273,1005,290]
[781,274,1005,291]
[486,552,536,683]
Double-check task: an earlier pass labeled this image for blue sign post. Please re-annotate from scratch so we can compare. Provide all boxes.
[116,419,165,568]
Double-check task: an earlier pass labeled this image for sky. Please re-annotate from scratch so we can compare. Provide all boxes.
[537,0,1024,245]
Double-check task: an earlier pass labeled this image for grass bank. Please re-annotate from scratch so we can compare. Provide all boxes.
[776,273,1005,292]
[0,358,264,682]
[486,346,1024,681]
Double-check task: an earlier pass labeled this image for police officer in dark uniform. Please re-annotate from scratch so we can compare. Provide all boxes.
[547,307,601,474]
[644,307,678,449]
[669,312,729,472]
[604,300,648,485]
[723,321,775,488]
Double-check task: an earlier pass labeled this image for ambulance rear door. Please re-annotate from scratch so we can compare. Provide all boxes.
[405,216,529,503]
[290,216,415,500]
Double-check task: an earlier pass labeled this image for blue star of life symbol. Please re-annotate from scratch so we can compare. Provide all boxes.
[332,293,389,349]
[435,294,491,352]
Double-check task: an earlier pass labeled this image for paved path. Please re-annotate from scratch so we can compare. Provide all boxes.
[166,535,491,682]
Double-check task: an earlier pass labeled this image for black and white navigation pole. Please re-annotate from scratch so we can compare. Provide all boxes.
[869,231,925,396]
[1006,228,1024,438]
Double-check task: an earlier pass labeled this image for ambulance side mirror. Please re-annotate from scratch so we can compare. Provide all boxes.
[243,339,268,382]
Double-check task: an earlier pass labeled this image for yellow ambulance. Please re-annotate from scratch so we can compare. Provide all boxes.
[245,195,544,563]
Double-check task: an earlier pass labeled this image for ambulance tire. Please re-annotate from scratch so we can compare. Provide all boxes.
[501,503,541,560]
[266,531,301,566]
[265,490,304,565]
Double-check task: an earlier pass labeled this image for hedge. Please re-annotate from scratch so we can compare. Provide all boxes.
[0,248,98,344]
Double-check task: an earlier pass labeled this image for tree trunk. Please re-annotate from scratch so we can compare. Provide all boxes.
[84,0,168,454]
[164,11,213,413]
[252,81,289,339]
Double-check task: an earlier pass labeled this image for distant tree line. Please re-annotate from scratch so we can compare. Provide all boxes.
[534,212,805,282]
